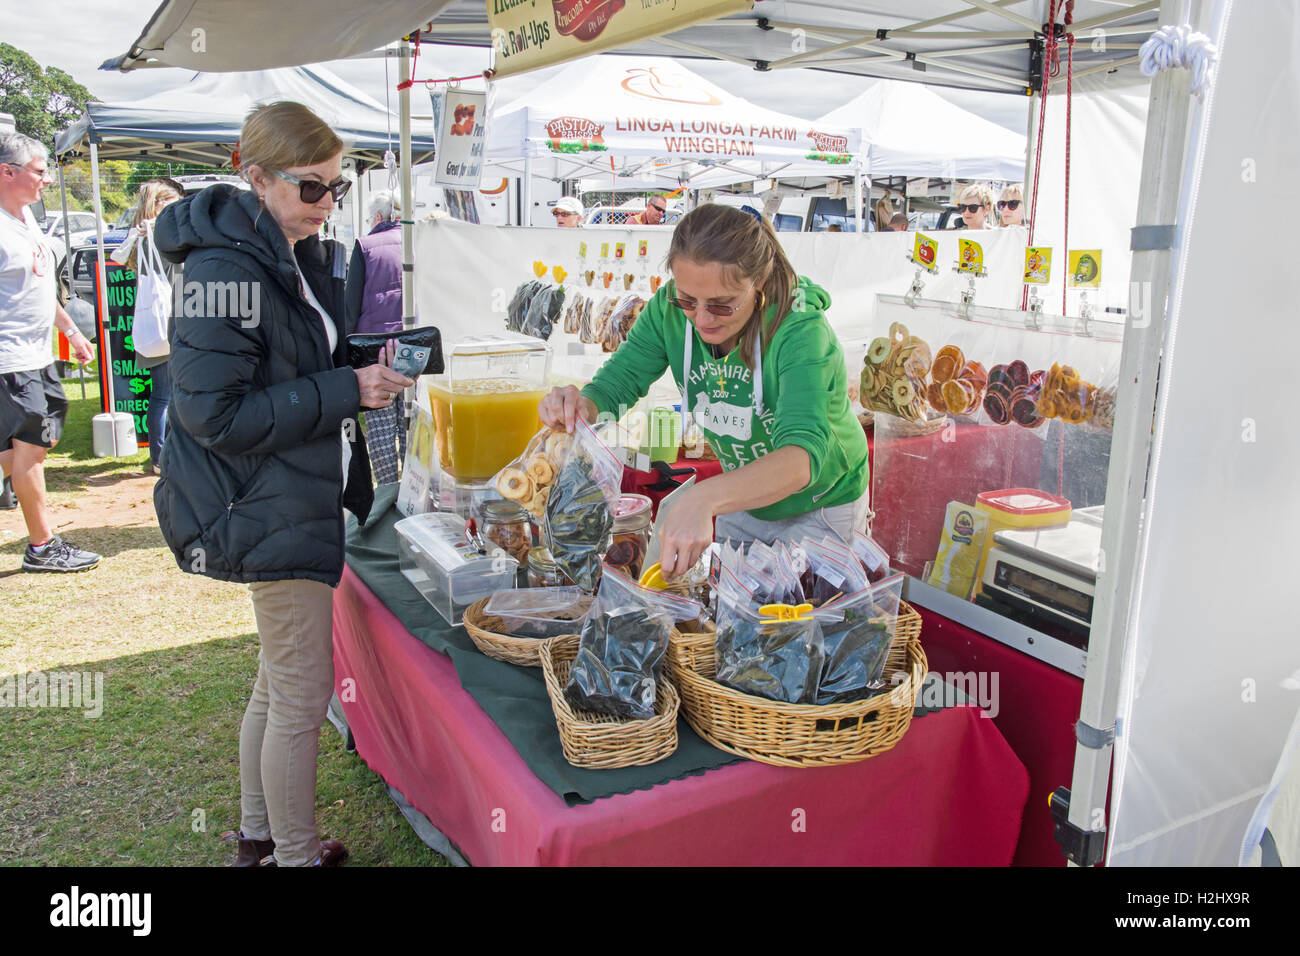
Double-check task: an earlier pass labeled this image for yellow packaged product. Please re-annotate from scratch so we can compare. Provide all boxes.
[926,502,990,600]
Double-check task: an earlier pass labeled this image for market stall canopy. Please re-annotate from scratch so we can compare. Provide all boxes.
[103,0,457,72]
[817,79,1026,179]
[423,0,1159,95]
[55,65,435,170]
[485,56,862,186]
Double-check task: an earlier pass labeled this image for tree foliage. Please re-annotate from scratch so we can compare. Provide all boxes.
[0,42,92,147]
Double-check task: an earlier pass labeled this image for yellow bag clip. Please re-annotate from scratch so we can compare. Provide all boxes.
[758,603,814,621]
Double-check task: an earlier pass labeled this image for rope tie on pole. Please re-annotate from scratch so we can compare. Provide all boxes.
[1140,24,1219,97]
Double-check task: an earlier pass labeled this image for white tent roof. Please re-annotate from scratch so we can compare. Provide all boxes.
[817,79,1026,180]
[110,1,1156,98]
[485,56,861,187]
[55,65,433,170]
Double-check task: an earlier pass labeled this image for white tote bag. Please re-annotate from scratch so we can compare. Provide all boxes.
[132,221,172,359]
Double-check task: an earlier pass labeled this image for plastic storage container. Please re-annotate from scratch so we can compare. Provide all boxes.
[426,333,552,482]
[971,488,1071,595]
[395,512,519,624]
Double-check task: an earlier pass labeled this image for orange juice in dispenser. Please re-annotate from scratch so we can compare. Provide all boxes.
[426,333,551,483]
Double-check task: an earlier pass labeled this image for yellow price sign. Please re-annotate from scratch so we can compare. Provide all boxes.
[1068,250,1102,288]
[614,241,626,260]
[638,240,648,257]
[578,241,588,259]
[957,238,985,275]
[600,242,610,258]
[911,232,939,271]
[1024,247,1052,284]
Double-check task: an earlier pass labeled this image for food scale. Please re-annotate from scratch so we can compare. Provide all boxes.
[977,506,1103,648]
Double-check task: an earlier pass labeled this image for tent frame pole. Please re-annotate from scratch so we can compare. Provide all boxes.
[853,170,864,232]
[523,156,533,226]
[56,161,85,400]
[1066,0,1201,865]
[399,36,415,331]
[88,141,119,458]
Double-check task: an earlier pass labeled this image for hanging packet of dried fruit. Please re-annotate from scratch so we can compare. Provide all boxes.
[541,419,623,592]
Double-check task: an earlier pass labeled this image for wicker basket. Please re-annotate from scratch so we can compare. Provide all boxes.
[665,602,927,768]
[461,597,553,667]
[539,634,680,769]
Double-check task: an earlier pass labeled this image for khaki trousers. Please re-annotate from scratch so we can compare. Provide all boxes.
[239,578,336,866]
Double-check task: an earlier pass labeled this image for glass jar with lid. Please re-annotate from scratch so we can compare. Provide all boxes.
[604,493,653,579]
[527,546,565,588]
[480,499,532,567]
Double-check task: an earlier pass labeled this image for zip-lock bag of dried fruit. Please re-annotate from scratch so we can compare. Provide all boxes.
[564,563,702,719]
[713,566,824,705]
[491,426,575,523]
[811,573,905,705]
[541,419,623,592]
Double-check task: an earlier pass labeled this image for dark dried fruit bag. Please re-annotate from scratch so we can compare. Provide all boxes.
[542,420,622,592]
[564,564,702,719]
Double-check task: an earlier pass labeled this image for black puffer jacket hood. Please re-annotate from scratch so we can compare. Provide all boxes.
[152,184,372,586]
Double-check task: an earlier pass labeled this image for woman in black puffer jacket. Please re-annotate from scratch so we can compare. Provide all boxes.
[153,102,412,867]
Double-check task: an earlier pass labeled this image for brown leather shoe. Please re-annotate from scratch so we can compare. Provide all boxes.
[223,830,275,867]
[319,839,349,867]
[256,839,349,867]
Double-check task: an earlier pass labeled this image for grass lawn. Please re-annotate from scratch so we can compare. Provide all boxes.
[0,378,447,867]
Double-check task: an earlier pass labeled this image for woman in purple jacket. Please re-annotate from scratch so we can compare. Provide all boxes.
[344,190,405,483]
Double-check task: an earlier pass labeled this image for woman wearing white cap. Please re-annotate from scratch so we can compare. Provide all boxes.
[552,197,583,227]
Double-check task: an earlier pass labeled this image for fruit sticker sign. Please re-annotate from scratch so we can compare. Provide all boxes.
[1024,247,1052,284]
[909,233,939,274]
[488,0,754,79]
[1068,249,1102,288]
[956,238,986,276]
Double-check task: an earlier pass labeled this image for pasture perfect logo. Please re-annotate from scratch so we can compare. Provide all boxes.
[805,128,853,165]
[620,66,724,106]
[544,116,608,154]
[552,0,626,42]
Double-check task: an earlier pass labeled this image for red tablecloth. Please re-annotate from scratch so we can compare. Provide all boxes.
[916,605,1084,866]
[332,565,1029,866]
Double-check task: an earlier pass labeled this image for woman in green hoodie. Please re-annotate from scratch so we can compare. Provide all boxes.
[539,203,869,580]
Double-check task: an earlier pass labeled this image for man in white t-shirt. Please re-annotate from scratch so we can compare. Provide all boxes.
[0,132,100,572]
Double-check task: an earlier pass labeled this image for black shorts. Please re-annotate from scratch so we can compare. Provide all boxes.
[0,363,68,451]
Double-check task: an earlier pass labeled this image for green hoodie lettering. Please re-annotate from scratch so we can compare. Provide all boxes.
[583,276,869,521]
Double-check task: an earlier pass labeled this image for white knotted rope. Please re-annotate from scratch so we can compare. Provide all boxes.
[1140,24,1219,97]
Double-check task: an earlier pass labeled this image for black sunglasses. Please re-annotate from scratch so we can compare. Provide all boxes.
[275,169,352,203]
[997,199,1022,211]
[650,203,666,213]
[957,203,985,214]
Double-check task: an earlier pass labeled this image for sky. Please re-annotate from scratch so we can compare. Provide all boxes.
[1,0,1027,133]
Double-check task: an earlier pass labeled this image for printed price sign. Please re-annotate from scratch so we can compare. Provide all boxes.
[93,262,150,448]
[600,242,610,258]
[578,241,587,259]
[637,240,648,258]
[1024,247,1052,284]
[1068,250,1102,288]
[909,233,939,274]
[956,238,986,275]
[432,88,487,189]
[614,241,626,260]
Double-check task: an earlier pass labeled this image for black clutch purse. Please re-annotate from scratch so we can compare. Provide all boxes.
[346,326,445,378]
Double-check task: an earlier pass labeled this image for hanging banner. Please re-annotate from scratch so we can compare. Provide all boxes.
[520,62,858,166]
[93,262,151,449]
[488,0,755,79]
[433,88,488,189]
